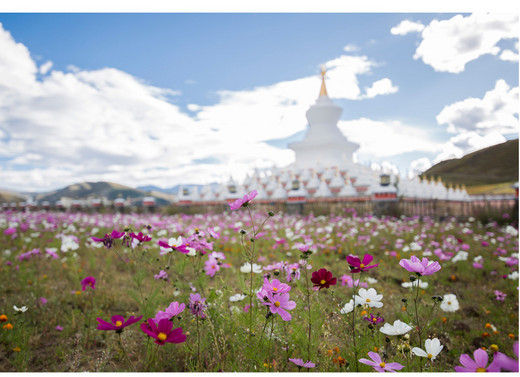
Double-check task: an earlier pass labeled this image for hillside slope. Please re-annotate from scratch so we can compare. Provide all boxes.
[422,139,518,187]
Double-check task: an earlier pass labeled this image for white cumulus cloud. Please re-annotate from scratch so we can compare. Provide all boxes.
[390,20,425,35]
[361,78,398,99]
[436,79,519,135]
[412,13,518,73]
[433,131,507,163]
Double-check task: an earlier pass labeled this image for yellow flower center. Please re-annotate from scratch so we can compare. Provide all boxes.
[274,301,281,307]
[115,321,123,327]
[360,264,365,268]
[427,354,433,359]
[448,301,451,305]
[273,287,278,292]
[212,265,216,269]
[172,244,176,248]
[320,279,326,285]
[366,298,371,302]
[157,332,167,341]
[476,368,487,372]
[372,318,378,322]
[379,362,386,368]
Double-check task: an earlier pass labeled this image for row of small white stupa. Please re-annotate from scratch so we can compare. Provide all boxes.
[176,165,471,204]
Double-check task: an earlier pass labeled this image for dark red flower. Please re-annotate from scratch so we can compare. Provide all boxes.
[346,254,378,273]
[311,268,337,290]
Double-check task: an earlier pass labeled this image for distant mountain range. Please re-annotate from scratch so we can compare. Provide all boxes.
[137,183,220,195]
[421,139,518,189]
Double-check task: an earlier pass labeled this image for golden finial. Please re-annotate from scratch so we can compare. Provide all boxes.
[319,65,328,97]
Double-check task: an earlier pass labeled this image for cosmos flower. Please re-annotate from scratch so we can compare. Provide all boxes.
[494,290,507,301]
[154,270,168,280]
[440,294,460,312]
[340,299,355,314]
[364,314,384,325]
[399,255,441,276]
[228,190,258,210]
[140,318,186,345]
[229,293,247,302]
[354,288,383,308]
[347,254,379,273]
[401,280,428,289]
[262,291,296,321]
[454,348,502,372]
[81,276,96,291]
[379,320,413,336]
[96,315,143,332]
[310,268,337,290]
[129,232,152,244]
[13,305,28,313]
[359,352,404,372]
[204,257,220,277]
[154,302,186,322]
[240,262,263,274]
[189,293,207,318]
[493,342,519,372]
[91,230,125,249]
[158,236,188,255]
[412,338,444,361]
[262,278,291,294]
[288,358,316,369]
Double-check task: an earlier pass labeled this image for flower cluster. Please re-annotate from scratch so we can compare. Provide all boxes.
[258,277,296,321]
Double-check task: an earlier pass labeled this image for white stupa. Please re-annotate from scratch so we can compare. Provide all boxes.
[288,67,359,170]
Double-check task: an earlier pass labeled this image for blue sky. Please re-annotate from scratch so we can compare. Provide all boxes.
[0,11,518,192]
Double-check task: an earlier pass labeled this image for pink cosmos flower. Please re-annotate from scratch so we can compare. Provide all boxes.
[262,278,291,294]
[347,254,378,273]
[359,351,405,372]
[493,342,519,372]
[228,190,258,210]
[494,290,507,301]
[97,314,143,332]
[288,358,316,369]
[454,348,502,372]
[45,248,59,259]
[208,227,220,239]
[130,232,152,243]
[158,237,188,255]
[39,297,48,306]
[140,318,186,345]
[92,230,125,249]
[204,258,220,277]
[262,291,296,321]
[399,255,441,276]
[154,302,186,322]
[55,325,63,331]
[154,270,168,280]
[189,293,207,318]
[81,276,96,291]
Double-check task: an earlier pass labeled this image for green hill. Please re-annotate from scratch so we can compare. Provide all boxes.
[421,139,518,188]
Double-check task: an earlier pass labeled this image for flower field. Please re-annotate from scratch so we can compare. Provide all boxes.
[0,194,518,372]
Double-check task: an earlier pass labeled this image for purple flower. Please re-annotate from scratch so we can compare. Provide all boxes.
[364,314,384,325]
[399,255,441,276]
[288,358,315,369]
[55,325,64,331]
[81,276,96,291]
[359,352,405,372]
[228,190,258,210]
[262,291,296,321]
[347,254,378,273]
[454,348,502,372]
[204,258,220,277]
[96,315,143,332]
[158,236,188,255]
[208,227,220,239]
[189,293,207,318]
[262,277,291,294]
[154,302,186,322]
[493,342,519,372]
[39,297,48,306]
[154,270,168,280]
[140,318,186,345]
[494,290,507,301]
[130,232,152,243]
[92,230,125,249]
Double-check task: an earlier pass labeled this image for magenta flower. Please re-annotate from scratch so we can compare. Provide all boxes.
[454,348,502,372]
[154,302,186,322]
[347,254,379,273]
[288,358,316,369]
[96,315,143,332]
[311,268,337,290]
[81,276,96,291]
[189,293,207,318]
[158,236,188,254]
[359,352,405,372]
[399,255,441,276]
[92,230,125,249]
[494,290,507,301]
[364,314,384,325]
[228,190,258,210]
[204,257,220,277]
[262,277,291,294]
[39,297,48,306]
[262,291,296,321]
[55,325,64,331]
[493,342,519,372]
[154,270,168,280]
[130,232,152,243]
[140,318,186,345]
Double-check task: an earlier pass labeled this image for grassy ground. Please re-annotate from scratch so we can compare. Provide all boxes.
[0,209,518,372]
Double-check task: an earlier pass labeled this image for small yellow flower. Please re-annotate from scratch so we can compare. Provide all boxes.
[490,344,499,352]
[12,347,21,352]
[43,274,48,279]
[75,290,81,295]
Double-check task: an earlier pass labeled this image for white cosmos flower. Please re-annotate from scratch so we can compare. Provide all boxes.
[240,262,263,274]
[412,338,443,360]
[366,277,378,284]
[186,247,197,257]
[13,305,28,312]
[401,280,428,289]
[229,293,247,302]
[508,271,518,280]
[354,288,383,308]
[440,293,460,312]
[451,251,468,263]
[340,299,354,314]
[379,320,413,336]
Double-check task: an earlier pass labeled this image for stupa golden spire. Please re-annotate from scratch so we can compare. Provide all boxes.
[319,65,328,97]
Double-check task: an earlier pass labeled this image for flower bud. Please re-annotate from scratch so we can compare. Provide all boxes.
[240,229,246,235]
[268,211,274,217]
[250,238,255,242]
[409,275,417,282]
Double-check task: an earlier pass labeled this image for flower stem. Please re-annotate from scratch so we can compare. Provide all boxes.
[304,267,312,362]
[118,333,137,372]
[197,315,201,371]
[413,281,423,373]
